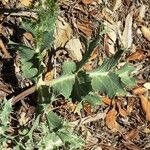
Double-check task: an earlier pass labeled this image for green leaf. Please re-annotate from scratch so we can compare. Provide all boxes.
[0,99,12,127]
[90,72,125,97]
[62,61,76,75]
[76,27,101,70]
[116,64,136,88]
[46,112,62,131]
[57,128,84,150]
[84,94,102,106]
[71,71,92,101]
[88,50,126,97]
[47,61,76,98]
[74,102,82,116]
[21,60,38,79]
[96,49,124,72]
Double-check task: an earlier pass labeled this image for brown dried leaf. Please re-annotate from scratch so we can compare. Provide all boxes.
[140,95,150,121]
[106,107,119,132]
[123,141,141,150]
[127,98,134,114]
[83,63,93,71]
[102,96,112,105]
[123,0,131,6]
[77,21,93,38]
[127,50,145,61]
[89,46,99,61]
[84,103,92,115]
[23,32,34,42]
[132,86,146,95]
[141,26,150,41]
[82,0,93,4]
[116,101,128,117]
[124,128,139,141]
[0,39,11,58]
[122,13,133,48]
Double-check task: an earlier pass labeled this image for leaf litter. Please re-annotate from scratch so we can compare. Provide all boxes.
[0,0,150,149]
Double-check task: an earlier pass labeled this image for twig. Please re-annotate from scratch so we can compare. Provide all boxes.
[11,85,36,105]
[0,8,37,19]
[70,112,106,128]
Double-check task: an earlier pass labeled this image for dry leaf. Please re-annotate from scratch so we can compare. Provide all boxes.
[140,95,150,121]
[106,107,119,132]
[123,141,141,150]
[113,0,122,11]
[116,101,128,117]
[124,128,139,141]
[141,26,150,41]
[127,50,145,61]
[85,131,98,145]
[104,36,110,57]
[127,98,134,114]
[138,5,146,20]
[44,70,54,82]
[89,46,99,61]
[144,82,150,90]
[65,38,82,61]
[123,0,131,6]
[23,32,34,42]
[82,0,93,4]
[83,63,93,71]
[102,96,112,105]
[122,13,133,48]
[54,18,72,47]
[18,112,29,126]
[20,0,32,6]
[0,39,11,58]
[77,21,93,38]
[104,22,117,54]
[132,86,146,95]
[84,103,92,115]
[102,8,114,24]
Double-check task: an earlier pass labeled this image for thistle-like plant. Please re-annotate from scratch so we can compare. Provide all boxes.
[7,0,136,149]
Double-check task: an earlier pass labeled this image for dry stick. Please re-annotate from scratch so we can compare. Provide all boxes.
[0,8,37,19]
[11,85,36,105]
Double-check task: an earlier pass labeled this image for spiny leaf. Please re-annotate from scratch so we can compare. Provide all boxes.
[90,72,125,97]
[21,60,38,79]
[71,71,92,101]
[45,50,135,99]
[46,112,63,131]
[84,94,102,106]
[116,64,136,88]
[76,27,101,70]
[47,61,76,98]
[62,61,76,75]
